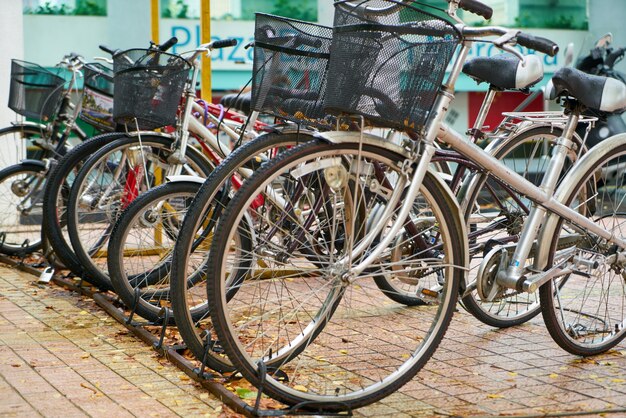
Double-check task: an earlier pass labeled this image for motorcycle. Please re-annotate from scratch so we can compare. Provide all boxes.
[575,33,626,148]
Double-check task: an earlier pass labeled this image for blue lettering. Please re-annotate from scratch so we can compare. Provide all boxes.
[228,37,245,63]
[171,26,191,53]
[544,54,558,66]
[211,36,224,60]
[247,38,255,61]
[475,43,485,56]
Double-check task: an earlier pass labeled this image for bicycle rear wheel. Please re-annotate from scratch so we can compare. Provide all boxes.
[540,138,626,356]
[206,139,464,410]
[460,126,580,327]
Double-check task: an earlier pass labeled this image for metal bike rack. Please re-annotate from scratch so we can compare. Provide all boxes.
[0,254,352,417]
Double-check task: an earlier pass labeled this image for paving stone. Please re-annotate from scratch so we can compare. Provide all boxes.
[2,264,626,417]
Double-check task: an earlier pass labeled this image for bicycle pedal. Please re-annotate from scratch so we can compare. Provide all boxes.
[417,285,442,304]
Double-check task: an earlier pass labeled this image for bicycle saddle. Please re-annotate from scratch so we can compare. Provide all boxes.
[544,67,626,113]
[463,53,543,90]
[220,92,252,114]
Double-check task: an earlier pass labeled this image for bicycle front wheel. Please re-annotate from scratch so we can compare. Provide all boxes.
[0,162,47,255]
[107,181,201,322]
[206,139,464,410]
[540,138,626,356]
[66,135,211,290]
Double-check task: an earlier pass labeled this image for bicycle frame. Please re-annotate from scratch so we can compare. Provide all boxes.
[318,11,626,291]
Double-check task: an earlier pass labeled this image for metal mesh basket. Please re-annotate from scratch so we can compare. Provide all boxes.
[325,0,461,130]
[113,49,191,130]
[252,13,334,128]
[8,59,66,121]
[80,62,115,131]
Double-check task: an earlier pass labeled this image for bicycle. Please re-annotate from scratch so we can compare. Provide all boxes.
[0,53,110,255]
[58,39,267,290]
[201,0,626,410]
[105,14,571,383]
[103,14,334,323]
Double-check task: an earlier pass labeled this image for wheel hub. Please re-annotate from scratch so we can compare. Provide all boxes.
[11,180,30,197]
[476,247,509,302]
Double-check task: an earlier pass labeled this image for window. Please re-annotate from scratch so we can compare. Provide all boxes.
[161,0,318,22]
[24,0,107,16]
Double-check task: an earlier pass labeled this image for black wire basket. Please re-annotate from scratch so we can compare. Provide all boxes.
[8,59,66,121]
[252,13,334,129]
[325,0,461,130]
[80,62,115,131]
[113,49,191,130]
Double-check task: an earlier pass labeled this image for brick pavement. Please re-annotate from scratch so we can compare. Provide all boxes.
[0,265,225,417]
[1,263,626,417]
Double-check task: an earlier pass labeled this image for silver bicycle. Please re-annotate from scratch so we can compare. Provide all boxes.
[182,0,626,410]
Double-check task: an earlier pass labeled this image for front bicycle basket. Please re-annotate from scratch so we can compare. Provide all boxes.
[252,13,334,129]
[8,59,66,121]
[325,0,461,130]
[80,62,115,132]
[113,49,191,130]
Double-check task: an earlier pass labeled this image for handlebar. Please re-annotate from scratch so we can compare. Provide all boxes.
[99,44,119,56]
[158,36,178,52]
[212,38,238,49]
[463,26,558,57]
[606,47,626,69]
[458,0,493,20]
[516,33,559,57]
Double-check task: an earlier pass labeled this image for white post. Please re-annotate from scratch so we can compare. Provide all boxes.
[0,0,25,127]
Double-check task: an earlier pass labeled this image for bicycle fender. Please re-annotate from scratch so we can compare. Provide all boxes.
[315,131,411,158]
[534,132,626,270]
[425,168,470,292]
[10,121,47,131]
[165,175,205,184]
[18,159,47,169]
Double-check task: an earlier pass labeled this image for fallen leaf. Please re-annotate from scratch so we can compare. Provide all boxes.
[487,394,503,399]
[339,350,348,355]
[236,387,257,399]
[611,379,625,383]
[508,372,518,377]
[81,353,91,359]
[293,385,308,392]
[549,374,558,379]
[80,383,97,394]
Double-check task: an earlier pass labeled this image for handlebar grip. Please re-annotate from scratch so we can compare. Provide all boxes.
[517,33,559,57]
[212,38,238,49]
[458,0,493,20]
[294,35,323,49]
[158,37,178,52]
[99,44,116,55]
[606,47,626,69]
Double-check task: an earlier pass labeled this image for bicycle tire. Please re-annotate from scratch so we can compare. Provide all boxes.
[42,132,138,279]
[0,124,50,168]
[0,162,47,255]
[170,131,314,372]
[206,139,464,410]
[540,137,626,356]
[66,135,212,290]
[459,125,582,328]
[107,180,201,322]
